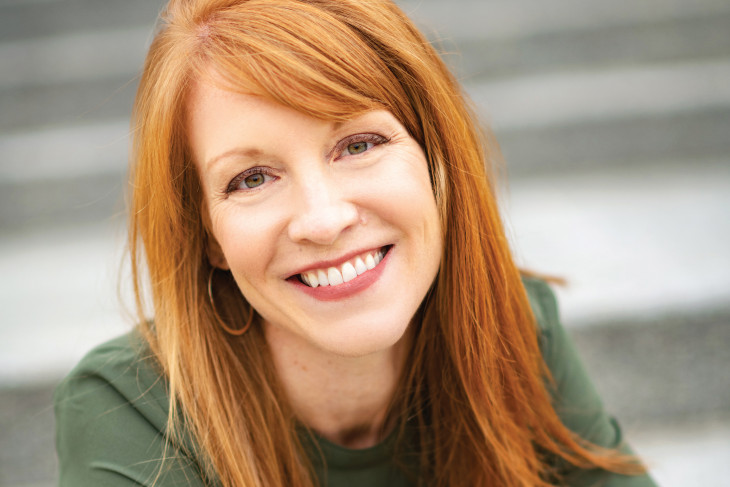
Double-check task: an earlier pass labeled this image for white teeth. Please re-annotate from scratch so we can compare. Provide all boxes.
[354,256,367,275]
[341,262,357,282]
[327,267,344,285]
[306,271,319,288]
[299,248,388,288]
[317,269,329,286]
[365,254,376,270]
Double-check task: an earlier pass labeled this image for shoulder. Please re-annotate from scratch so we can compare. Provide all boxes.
[521,274,560,330]
[54,331,206,486]
[521,277,658,485]
[521,275,558,323]
[54,331,170,431]
[520,275,611,440]
[521,275,561,358]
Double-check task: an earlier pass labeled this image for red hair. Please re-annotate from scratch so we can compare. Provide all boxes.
[129,0,643,485]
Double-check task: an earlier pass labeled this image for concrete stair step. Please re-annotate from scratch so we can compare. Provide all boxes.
[400,0,730,44]
[497,108,730,175]
[0,75,138,133]
[572,310,730,422]
[0,0,163,43]
[505,161,730,325]
[0,26,152,92]
[449,12,730,81]
[0,172,124,231]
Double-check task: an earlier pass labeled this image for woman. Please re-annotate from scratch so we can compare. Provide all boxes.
[55,0,657,485]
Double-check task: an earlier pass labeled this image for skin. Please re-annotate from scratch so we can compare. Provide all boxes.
[188,79,442,448]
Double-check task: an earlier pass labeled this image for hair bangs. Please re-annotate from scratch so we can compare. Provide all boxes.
[187,0,408,122]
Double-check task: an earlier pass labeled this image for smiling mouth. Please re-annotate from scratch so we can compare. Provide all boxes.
[297,246,390,288]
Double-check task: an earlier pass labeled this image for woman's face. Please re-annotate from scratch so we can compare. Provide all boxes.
[188,80,443,357]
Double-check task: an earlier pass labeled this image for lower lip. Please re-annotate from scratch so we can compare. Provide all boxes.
[291,247,391,301]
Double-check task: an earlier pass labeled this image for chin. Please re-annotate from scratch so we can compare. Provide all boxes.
[312,316,412,358]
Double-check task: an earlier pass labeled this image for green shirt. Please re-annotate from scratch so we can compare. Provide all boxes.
[54,278,657,486]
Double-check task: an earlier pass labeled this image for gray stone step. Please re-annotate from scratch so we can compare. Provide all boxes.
[572,310,730,423]
[400,0,730,44]
[0,383,57,487]
[0,172,124,231]
[0,0,163,43]
[0,27,151,92]
[0,75,136,132]
[442,10,730,81]
[497,107,730,176]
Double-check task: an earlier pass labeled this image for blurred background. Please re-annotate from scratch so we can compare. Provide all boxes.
[1,0,729,485]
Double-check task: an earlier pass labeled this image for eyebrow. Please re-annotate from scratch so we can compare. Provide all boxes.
[205,147,264,169]
[202,118,365,168]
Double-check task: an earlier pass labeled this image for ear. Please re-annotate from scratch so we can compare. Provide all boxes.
[206,233,230,270]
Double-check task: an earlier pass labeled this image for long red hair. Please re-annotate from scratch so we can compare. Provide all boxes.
[129,0,642,485]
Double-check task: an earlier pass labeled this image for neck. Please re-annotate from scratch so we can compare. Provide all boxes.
[264,325,410,449]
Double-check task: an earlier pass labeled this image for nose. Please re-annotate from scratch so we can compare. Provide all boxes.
[287,172,360,245]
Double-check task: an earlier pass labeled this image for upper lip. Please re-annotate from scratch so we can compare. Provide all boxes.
[285,245,389,279]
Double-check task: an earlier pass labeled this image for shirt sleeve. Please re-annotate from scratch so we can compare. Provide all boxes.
[523,277,658,487]
[54,334,210,487]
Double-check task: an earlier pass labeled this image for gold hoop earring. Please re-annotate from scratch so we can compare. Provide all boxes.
[207,267,253,336]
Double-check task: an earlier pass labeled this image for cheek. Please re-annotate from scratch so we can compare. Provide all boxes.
[211,205,280,286]
[366,152,440,237]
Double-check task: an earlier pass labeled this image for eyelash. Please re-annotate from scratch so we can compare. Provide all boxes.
[225,132,389,194]
[333,133,389,159]
[226,167,277,194]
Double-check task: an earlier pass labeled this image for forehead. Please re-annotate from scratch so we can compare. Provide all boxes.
[186,81,273,163]
[186,80,335,169]
[186,64,375,126]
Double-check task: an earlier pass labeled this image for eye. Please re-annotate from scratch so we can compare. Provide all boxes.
[336,133,388,159]
[346,141,370,155]
[227,168,276,193]
[242,172,267,188]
